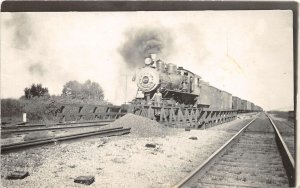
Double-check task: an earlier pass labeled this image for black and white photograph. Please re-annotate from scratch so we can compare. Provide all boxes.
[0,2,296,187]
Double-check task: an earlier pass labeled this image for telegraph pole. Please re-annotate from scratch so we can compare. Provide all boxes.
[121,73,130,104]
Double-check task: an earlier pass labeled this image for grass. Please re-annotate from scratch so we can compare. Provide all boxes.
[268,110,294,122]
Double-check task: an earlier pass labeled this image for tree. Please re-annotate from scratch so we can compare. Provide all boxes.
[62,80,81,98]
[62,80,104,100]
[24,83,49,99]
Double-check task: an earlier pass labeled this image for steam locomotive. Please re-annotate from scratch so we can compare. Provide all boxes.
[132,54,262,112]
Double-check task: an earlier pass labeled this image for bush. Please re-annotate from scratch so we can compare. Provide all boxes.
[22,96,62,123]
[1,98,24,119]
[2,95,113,124]
[51,95,112,106]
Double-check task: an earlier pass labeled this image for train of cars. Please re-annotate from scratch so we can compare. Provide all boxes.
[132,53,263,113]
[233,96,263,112]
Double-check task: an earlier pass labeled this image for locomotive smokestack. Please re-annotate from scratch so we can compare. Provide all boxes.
[119,27,174,69]
[150,53,157,60]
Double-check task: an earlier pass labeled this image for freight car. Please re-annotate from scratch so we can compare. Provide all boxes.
[232,96,241,110]
[238,99,263,113]
[130,54,262,128]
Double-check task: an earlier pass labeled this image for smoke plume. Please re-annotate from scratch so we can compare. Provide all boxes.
[28,62,47,77]
[119,27,174,68]
[5,13,33,50]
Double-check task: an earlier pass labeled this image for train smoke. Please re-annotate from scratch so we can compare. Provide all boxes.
[28,62,47,77]
[5,13,34,50]
[5,13,49,77]
[119,27,174,68]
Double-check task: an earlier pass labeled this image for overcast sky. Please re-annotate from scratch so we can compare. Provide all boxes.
[1,11,293,110]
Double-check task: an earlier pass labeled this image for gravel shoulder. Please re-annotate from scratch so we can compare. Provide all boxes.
[1,114,255,188]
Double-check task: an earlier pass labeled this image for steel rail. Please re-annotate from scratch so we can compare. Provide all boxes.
[2,119,115,129]
[2,127,124,147]
[266,113,295,187]
[1,127,130,153]
[2,122,110,134]
[173,116,258,188]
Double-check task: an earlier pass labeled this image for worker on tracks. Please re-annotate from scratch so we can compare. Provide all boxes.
[152,89,162,116]
[152,89,162,107]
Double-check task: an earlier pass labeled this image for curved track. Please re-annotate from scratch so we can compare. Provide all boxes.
[174,113,294,187]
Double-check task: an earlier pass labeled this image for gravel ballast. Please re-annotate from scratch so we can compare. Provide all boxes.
[198,115,289,188]
[109,113,177,137]
[1,113,255,188]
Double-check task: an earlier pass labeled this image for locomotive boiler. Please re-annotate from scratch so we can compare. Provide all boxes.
[133,54,200,106]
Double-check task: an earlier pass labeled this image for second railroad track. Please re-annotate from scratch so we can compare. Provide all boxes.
[1,127,130,153]
[174,112,294,188]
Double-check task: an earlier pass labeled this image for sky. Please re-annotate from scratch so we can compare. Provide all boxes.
[1,11,293,111]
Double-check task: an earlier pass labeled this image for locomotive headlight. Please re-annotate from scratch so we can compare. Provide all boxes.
[142,76,149,84]
[136,67,159,92]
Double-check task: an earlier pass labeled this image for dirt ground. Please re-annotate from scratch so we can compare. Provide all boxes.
[1,114,254,188]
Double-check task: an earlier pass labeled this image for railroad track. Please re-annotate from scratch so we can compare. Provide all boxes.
[1,127,130,153]
[1,122,111,134]
[174,113,295,187]
[1,119,114,130]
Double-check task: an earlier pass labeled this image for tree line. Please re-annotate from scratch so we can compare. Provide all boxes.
[1,80,107,124]
[22,80,104,101]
